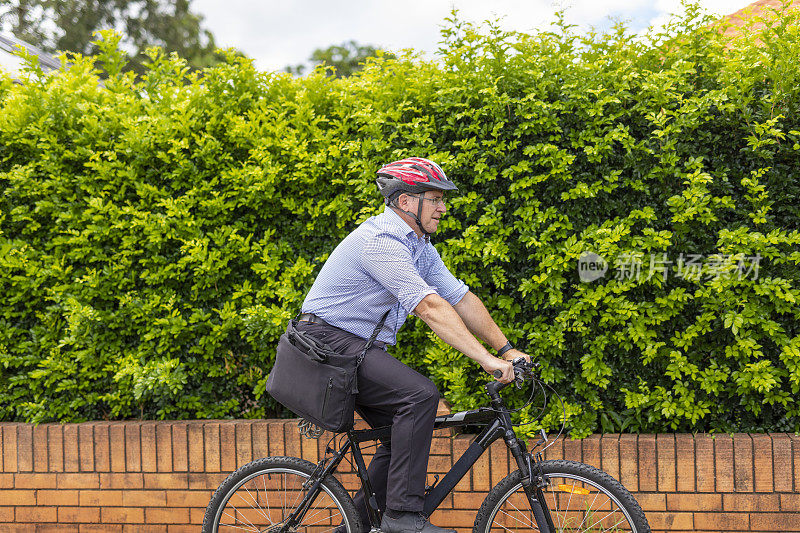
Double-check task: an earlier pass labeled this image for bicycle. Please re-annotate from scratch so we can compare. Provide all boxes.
[203,359,651,532]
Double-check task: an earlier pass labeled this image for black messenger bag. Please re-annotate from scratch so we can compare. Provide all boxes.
[266,311,390,433]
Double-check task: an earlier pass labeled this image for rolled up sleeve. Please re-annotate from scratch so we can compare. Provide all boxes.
[362,233,437,314]
[423,246,469,306]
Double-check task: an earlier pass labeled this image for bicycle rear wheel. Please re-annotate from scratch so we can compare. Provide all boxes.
[474,459,650,532]
[203,456,362,533]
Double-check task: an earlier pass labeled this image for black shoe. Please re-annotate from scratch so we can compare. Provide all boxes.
[380,511,456,533]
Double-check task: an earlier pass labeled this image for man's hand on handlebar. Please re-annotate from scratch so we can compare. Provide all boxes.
[482,357,514,384]
[502,348,531,364]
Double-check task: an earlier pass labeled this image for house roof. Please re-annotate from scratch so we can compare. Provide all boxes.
[721,0,800,37]
[0,33,61,79]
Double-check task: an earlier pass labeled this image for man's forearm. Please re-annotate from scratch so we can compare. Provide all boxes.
[453,291,509,352]
[414,294,495,366]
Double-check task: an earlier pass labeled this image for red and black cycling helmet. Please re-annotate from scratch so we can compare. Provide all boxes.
[376,157,458,238]
[376,157,458,203]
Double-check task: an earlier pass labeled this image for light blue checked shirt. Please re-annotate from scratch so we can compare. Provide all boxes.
[301,207,469,345]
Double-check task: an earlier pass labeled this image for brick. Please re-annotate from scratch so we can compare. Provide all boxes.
[57,472,100,489]
[64,424,80,473]
[78,424,94,472]
[156,423,173,472]
[2,425,17,472]
[0,473,12,487]
[751,513,800,531]
[638,434,657,491]
[125,424,141,472]
[723,492,780,512]
[15,506,58,522]
[0,506,13,521]
[123,490,167,506]
[37,526,80,533]
[48,424,64,472]
[633,492,666,511]
[793,434,800,495]
[235,422,252,468]
[165,490,212,507]
[542,435,564,461]
[189,472,227,490]
[102,507,145,523]
[33,424,48,472]
[427,509,473,528]
[189,507,204,525]
[771,433,792,492]
[37,489,80,506]
[675,433,695,492]
[563,436,582,462]
[109,424,126,473]
[0,525,40,533]
[99,473,144,489]
[145,508,191,524]
[733,433,754,492]
[172,423,188,472]
[168,526,199,533]
[58,506,101,523]
[656,433,676,492]
[600,434,620,481]
[619,433,638,491]
[80,525,123,533]
[490,440,508,487]
[452,436,471,492]
[254,422,272,459]
[645,511,693,530]
[782,493,800,512]
[204,424,221,472]
[219,422,236,472]
[430,436,451,456]
[0,489,37,505]
[17,425,33,472]
[94,424,110,472]
[300,428,319,464]
[715,434,734,492]
[143,473,188,489]
[80,489,124,506]
[751,433,773,493]
[666,493,722,511]
[284,421,301,459]
[124,526,167,533]
[581,434,601,469]
[15,472,57,488]
[694,511,749,530]
[472,439,491,491]
[141,424,158,472]
[188,424,204,472]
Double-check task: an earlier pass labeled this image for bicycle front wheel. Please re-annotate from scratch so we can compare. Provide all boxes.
[203,456,362,533]
[474,459,650,533]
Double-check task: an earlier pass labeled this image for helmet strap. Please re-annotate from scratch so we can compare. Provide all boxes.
[389,193,431,240]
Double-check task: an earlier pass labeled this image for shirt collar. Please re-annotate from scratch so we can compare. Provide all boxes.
[382,206,424,242]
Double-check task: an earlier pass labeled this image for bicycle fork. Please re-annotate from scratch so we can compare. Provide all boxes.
[503,422,556,533]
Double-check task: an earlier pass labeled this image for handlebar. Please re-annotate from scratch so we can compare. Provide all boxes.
[488,357,537,395]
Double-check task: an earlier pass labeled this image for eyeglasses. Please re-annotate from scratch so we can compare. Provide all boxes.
[415,194,446,208]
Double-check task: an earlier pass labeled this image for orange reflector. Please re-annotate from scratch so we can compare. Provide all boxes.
[557,484,591,495]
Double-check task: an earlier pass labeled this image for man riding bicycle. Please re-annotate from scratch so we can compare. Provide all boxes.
[299,157,531,533]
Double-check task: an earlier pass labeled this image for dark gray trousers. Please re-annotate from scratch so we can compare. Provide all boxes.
[296,323,439,520]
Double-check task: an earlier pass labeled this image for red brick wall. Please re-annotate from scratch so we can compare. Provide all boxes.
[0,419,798,532]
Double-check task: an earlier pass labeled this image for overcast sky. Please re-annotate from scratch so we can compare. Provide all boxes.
[192,0,754,72]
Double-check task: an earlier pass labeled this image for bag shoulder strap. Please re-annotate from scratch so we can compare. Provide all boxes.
[357,308,391,367]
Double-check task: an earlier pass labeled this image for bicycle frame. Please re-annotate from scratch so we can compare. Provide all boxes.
[281,380,556,533]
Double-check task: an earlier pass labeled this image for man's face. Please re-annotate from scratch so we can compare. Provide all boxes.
[410,191,447,234]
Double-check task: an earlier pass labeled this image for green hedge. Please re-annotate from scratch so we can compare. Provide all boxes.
[2,5,800,437]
